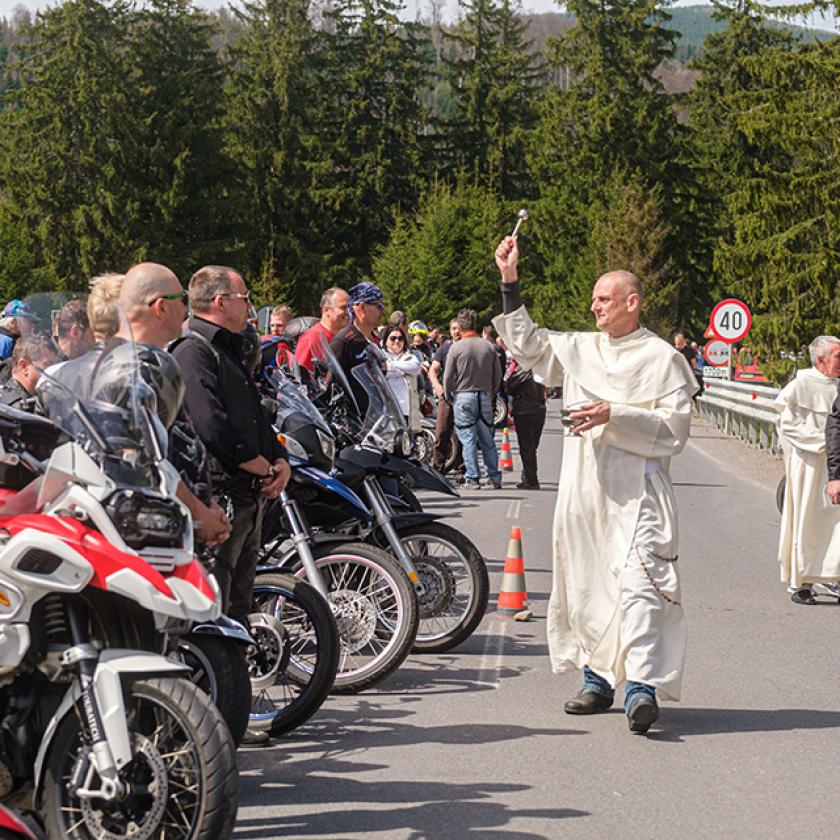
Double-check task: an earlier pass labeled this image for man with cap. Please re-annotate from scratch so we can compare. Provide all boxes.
[0,300,39,360]
[330,281,385,416]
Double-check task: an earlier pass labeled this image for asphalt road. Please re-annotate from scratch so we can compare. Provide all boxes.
[235,404,838,840]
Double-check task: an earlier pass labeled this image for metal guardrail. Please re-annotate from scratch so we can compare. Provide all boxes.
[696,378,782,454]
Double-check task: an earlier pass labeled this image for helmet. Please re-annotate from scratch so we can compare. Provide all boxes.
[284,315,319,343]
[135,345,185,429]
[408,320,429,336]
[240,323,262,373]
[91,342,185,430]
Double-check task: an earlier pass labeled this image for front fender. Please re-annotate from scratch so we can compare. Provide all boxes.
[369,513,442,548]
[257,530,352,573]
[189,616,254,645]
[34,649,189,805]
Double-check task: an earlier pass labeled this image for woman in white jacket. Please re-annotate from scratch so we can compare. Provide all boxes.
[383,326,422,431]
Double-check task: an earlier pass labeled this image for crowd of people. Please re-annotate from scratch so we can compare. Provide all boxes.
[253,282,549,491]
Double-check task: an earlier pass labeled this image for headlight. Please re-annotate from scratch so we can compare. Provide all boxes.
[316,429,335,464]
[105,490,187,549]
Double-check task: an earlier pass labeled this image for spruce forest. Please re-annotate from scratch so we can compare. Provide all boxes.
[0,0,837,382]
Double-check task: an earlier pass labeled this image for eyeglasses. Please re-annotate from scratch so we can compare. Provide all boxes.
[149,291,188,306]
[387,335,404,343]
[218,291,252,303]
[365,301,385,311]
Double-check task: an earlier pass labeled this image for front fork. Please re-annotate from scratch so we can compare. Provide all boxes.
[61,600,126,801]
[360,477,425,596]
[278,491,330,599]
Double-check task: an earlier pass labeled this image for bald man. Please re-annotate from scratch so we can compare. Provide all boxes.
[493,237,698,735]
[117,263,232,547]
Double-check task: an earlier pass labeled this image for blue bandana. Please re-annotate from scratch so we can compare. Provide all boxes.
[348,282,384,323]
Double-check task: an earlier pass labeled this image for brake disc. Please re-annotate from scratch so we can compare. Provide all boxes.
[246,613,290,691]
[415,555,457,618]
[79,734,167,840]
[328,589,377,653]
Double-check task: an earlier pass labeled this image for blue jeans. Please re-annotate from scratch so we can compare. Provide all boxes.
[582,666,656,713]
[453,392,501,483]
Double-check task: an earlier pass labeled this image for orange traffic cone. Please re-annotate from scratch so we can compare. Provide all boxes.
[497,526,528,617]
[499,427,513,472]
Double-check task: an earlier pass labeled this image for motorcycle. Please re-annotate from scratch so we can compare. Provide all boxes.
[283,338,490,653]
[0,338,238,838]
[257,369,419,694]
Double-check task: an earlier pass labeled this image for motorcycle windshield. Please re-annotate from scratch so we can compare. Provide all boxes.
[269,368,333,438]
[351,345,407,450]
[23,294,167,489]
[305,327,360,418]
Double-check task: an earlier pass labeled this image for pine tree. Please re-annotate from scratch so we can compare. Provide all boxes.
[0,0,135,288]
[682,0,796,331]
[527,0,681,329]
[716,38,840,381]
[223,0,324,309]
[443,0,543,199]
[373,178,512,325]
[313,0,430,287]
[123,0,228,277]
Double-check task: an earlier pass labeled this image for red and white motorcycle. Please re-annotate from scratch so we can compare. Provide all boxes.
[0,340,238,839]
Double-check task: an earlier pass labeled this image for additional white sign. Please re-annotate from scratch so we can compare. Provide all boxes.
[704,339,731,367]
[710,298,752,344]
[702,365,729,380]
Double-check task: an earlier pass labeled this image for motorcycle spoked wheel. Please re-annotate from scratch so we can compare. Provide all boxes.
[42,677,237,840]
[286,543,419,694]
[396,522,490,653]
[248,573,339,736]
[174,635,251,747]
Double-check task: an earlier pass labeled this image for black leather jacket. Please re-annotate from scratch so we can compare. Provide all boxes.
[826,381,840,481]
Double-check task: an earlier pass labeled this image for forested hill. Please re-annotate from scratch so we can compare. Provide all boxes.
[522,5,835,62]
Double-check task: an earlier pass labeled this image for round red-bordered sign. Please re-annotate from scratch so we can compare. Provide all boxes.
[709,298,751,344]
[704,339,731,367]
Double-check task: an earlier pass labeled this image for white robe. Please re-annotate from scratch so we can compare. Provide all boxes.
[775,367,840,587]
[493,306,697,700]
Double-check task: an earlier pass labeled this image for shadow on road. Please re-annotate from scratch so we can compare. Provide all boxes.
[649,707,840,742]
[234,801,587,839]
[236,701,588,837]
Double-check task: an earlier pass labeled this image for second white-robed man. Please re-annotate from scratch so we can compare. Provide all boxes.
[775,336,840,604]
[492,235,697,734]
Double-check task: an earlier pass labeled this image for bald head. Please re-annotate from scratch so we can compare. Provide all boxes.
[591,270,643,338]
[118,262,186,346]
[120,263,182,315]
[597,270,643,302]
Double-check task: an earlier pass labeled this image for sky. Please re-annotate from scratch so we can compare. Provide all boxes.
[1,0,837,33]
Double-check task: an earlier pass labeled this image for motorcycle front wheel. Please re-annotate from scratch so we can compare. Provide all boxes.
[397,522,489,653]
[286,543,419,694]
[42,677,238,840]
[248,573,339,736]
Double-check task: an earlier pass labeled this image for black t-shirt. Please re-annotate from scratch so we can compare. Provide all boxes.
[432,342,452,372]
[677,345,696,368]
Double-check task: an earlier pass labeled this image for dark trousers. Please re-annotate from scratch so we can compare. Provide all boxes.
[432,397,464,476]
[213,486,264,622]
[514,410,546,486]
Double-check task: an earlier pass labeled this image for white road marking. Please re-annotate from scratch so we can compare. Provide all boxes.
[506,499,521,519]
[477,619,508,688]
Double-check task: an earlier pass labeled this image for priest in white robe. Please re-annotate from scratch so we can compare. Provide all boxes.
[492,235,697,734]
[776,335,840,604]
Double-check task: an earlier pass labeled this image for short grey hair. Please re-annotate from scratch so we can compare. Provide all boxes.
[809,335,840,366]
[189,265,236,313]
[456,308,476,332]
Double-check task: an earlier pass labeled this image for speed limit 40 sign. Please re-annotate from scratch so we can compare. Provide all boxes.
[709,299,751,344]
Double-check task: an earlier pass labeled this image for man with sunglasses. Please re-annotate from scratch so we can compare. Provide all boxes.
[173,266,290,645]
[330,281,385,417]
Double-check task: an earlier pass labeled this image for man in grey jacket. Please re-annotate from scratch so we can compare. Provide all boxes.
[443,308,502,489]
